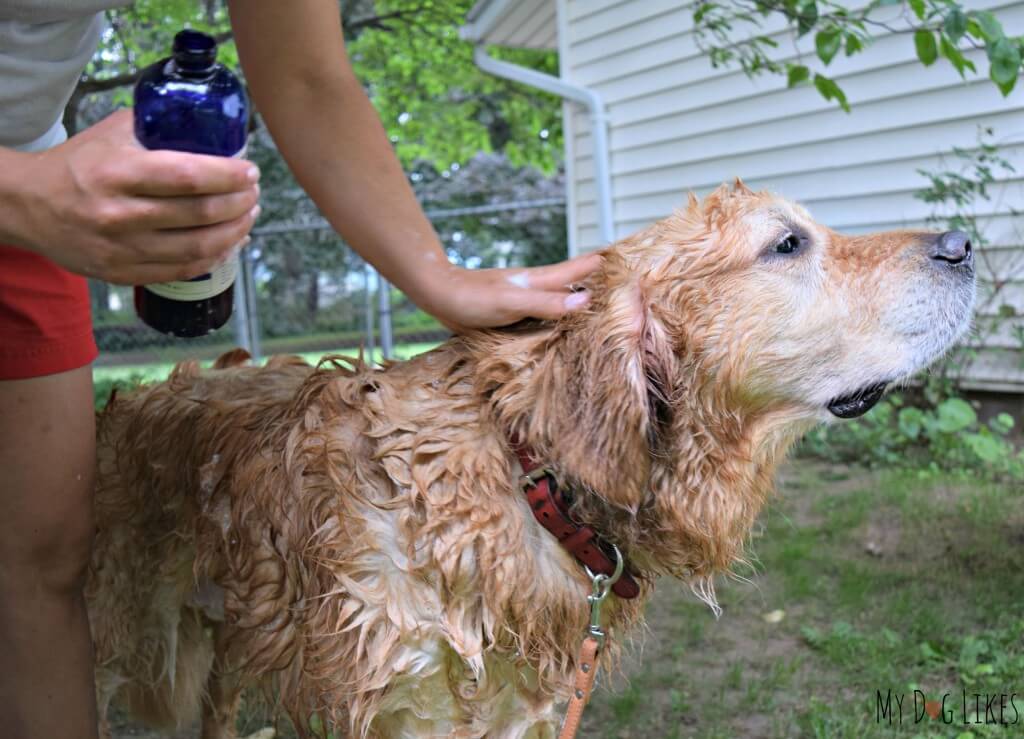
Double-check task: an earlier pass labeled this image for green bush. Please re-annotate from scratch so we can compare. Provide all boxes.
[799,391,1023,482]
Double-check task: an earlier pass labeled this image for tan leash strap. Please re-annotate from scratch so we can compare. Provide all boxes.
[558,636,601,739]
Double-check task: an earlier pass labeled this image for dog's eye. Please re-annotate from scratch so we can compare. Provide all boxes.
[774,234,801,254]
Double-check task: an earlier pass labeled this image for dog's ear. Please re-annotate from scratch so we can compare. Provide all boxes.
[553,259,677,511]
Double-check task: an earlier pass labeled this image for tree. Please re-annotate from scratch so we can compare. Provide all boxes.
[344,1,562,172]
[70,0,561,171]
[411,152,567,269]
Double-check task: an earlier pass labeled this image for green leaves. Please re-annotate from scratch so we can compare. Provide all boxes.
[991,412,1016,435]
[800,372,1023,482]
[971,10,1004,42]
[964,431,1005,463]
[943,8,968,43]
[81,0,564,174]
[844,32,863,56]
[914,29,938,66]
[693,2,719,24]
[787,63,811,87]
[692,1,1022,112]
[935,398,977,433]
[988,37,1021,95]
[815,27,842,65]
[939,33,976,77]
[346,1,563,172]
[897,407,924,440]
[797,1,819,37]
[813,73,850,112]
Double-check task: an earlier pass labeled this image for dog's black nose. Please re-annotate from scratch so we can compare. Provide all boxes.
[931,231,973,265]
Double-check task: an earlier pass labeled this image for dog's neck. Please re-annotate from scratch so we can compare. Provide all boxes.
[464,316,806,585]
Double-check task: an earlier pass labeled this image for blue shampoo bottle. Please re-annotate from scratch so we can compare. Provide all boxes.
[133,29,249,337]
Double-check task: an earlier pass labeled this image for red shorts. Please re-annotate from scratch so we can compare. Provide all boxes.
[0,244,98,380]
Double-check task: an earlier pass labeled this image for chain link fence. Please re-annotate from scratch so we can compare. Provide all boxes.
[90,196,568,384]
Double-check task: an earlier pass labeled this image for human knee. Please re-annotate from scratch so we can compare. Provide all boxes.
[1,467,96,595]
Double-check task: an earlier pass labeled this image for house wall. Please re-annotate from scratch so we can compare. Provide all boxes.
[560,0,1024,391]
[468,0,558,49]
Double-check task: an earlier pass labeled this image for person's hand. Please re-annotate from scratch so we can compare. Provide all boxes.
[422,252,603,332]
[9,109,260,284]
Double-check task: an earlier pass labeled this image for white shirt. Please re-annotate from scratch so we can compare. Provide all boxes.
[0,1,131,151]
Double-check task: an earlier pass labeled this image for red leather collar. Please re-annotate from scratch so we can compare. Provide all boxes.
[514,445,640,599]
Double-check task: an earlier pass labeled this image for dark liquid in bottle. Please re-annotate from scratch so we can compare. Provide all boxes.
[134,284,234,338]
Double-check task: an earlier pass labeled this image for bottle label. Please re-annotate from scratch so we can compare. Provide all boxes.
[141,143,247,303]
[145,259,237,301]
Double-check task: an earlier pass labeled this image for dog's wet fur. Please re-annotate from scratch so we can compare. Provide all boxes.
[89,182,975,737]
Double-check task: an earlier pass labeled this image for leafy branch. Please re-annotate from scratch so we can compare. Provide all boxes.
[690,1,1024,112]
[72,3,431,109]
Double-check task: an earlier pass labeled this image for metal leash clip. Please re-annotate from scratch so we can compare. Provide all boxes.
[583,544,623,650]
[519,465,552,490]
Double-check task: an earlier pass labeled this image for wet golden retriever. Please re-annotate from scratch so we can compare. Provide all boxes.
[88,182,976,738]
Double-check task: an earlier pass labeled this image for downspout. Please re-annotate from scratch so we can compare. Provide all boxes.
[466,46,615,253]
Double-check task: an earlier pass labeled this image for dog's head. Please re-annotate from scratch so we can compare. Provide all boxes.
[486,180,974,580]
[608,179,976,424]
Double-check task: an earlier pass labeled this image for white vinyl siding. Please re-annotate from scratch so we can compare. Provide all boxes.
[465,0,557,49]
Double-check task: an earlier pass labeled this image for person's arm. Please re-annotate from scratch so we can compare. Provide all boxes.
[0,110,260,284]
[227,0,599,330]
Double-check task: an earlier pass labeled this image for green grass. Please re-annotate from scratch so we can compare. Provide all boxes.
[579,462,1024,738]
[93,340,441,382]
[92,341,443,408]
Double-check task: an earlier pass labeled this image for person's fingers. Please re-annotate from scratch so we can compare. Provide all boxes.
[516,252,603,291]
[127,186,260,230]
[103,247,242,286]
[112,149,259,197]
[507,288,592,321]
[89,110,257,193]
[145,206,259,264]
[100,205,256,273]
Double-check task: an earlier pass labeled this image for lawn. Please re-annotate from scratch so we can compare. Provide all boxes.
[95,341,444,388]
[578,461,1024,739]
[108,459,1023,738]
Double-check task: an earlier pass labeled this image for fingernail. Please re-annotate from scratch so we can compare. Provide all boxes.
[564,290,590,310]
[250,204,262,221]
[246,165,260,183]
[239,235,252,250]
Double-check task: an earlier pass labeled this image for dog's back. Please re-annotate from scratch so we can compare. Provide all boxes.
[89,354,316,730]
